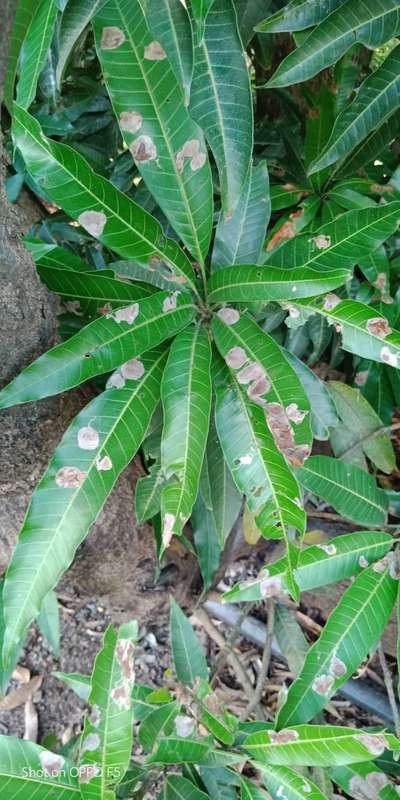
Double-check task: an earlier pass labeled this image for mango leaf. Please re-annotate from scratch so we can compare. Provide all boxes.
[0,736,81,799]
[12,105,197,292]
[170,598,208,686]
[236,0,272,47]
[241,777,270,800]
[190,0,215,44]
[15,0,58,109]
[208,266,350,304]
[276,565,397,727]
[274,605,309,678]
[79,621,138,798]
[223,530,393,603]
[0,292,194,408]
[245,724,400,767]
[146,0,193,105]
[93,0,213,266]
[147,737,242,766]
[338,109,400,178]
[135,462,165,522]
[189,0,253,215]
[305,86,336,192]
[330,762,399,800]
[284,352,338,441]
[261,764,329,800]
[161,325,212,543]
[192,492,223,591]
[53,671,91,701]
[328,381,395,473]
[310,45,400,172]
[256,0,347,33]
[0,580,20,695]
[295,296,400,368]
[212,162,270,270]
[138,701,180,752]
[165,774,210,800]
[297,455,388,526]
[266,0,400,88]
[2,349,166,666]
[26,239,95,272]
[56,0,108,87]
[37,590,60,657]
[4,0,39,110]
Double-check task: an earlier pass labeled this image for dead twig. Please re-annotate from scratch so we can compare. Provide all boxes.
[241,599,275,721]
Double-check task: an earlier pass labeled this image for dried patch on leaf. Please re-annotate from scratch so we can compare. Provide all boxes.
[96,455,112,471]
[372,555,388,573]
[380,346,398,367]
[312,674,335,695]
[247,375,271,404]
[101,26,125,49]
[175,714,195,738]
[217,307,240,325]
[121,358,145,380]
[97,303,112,316]
[82,733,101,753]
[225,346,247,369]
[366,317,391,339]
[175,139,206,173]
[317,543,337,556]
[349,772,389,800]
[144,41,167,60]
[323,293,341,311]
[191,151,206,171]
[39,751,65,777]
[265,403,309,466]
[239,454,253,465]
[78,210,107,237]
[302,783,311,794]
[130,135,157,162]
[79,764,101,783]
[269,729,299,744]
[89,705,101,727]
[106,371,125,390]
[56,466,86,489]
[286,403,308,424]
[359,555,369,568]
[237,362,265,385]
[114,303,139,324]
[111,684,131,710]
[116,639,136,683]
[375,272,388,291]
[260,574,285,598]
[355,733,387,757]
[267,219,297,251]
[163,513,175,548]
[163,292,179,312]
[329,654,346,678]
[355,370,369,387]
[78,425,99,451]
[120,111,142,133]
[312,234,331,250]
[287,304,300,318]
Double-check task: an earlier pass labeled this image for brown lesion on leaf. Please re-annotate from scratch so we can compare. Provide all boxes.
[259,574,285,598]
[121,358,145,379]
[349,772,389,800]
[329,654,346,677]
[111,684,131,710]
[269,729,299,743]
[130,136,157,162]
[225,346,247,369]
[366,317,391,339]
[323,293,341,311]
[55,466,87,489]
[163,293,179,312]
[175,139,206,173]
[78,425,99,451]
[113,303,139,324]
[79,764,101,783]
[116,639,136,683]
[101,26,126,49]
[78,210,107,237]
[312,674,334,695]
[144,41,167,60]
[119,111,143,133]
[265,403,310,466]
[355,733,387,757]
[217,307,240,325]
[39,751,65,777]
[96,455,113,471]
[380,345,398,367]
[312,234,331,250]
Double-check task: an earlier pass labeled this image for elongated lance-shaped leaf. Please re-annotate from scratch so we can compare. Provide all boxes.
[297,455,388,526]
[338,109,400,178]
[15,0,58,109]
[160,325,212,544]
[293,296,400,368]
[265,204,400,270]
[56,0,108,88]
[4,0,39,110]
[267,0,400,88]
[208,266,350,304]
[138,700,180,752]
[284,351,338,441]
[310,45,400,173]
[0,735,81,799]
[212,161,270,271]
[147,736,242,766]
[170,598,208,686]
[241,776,270,800]
[0,291,194,409]
[190,0,215,44]
[166,774,210,800]
[25,239,96,272]
[37,590,60,657]
[12,105,198,292]
[330,762,399,800]
[146,0,193,106]
[135,461,165,522]
[53,671,91,701]
[198,414,242,547]
[93,0,213,267]
[0,579,20,694]
[223,530,393,603]
[2,349,166,666]
[189,0,253,215]
[276,564,397,727]
[256,0,347,33]
[261,764,329,800]
[213,360,305,598]
[79,621,138,799]
[246,724,400,767]
[212,312,312,448]
[192,491,222,590]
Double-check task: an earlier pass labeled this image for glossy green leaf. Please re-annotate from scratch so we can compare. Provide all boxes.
[79,621,138,798]
[161,325,212,543]
[0,292,194,408]
[135,462,165,522]
[0,580,20,695]
[267,0,400,88]
[166,774,210,800]
[0,736,81,799]
[297,455,388,525]
[37,590,60,657]
[284,352,338,441]
[53,671,91,701]
[305,86,336,191]
[190,0,215,44]
[12,105,197,292]
[246,724,400,767]
[25,239,95,272]
[146,0,193,104]
[208,266,350,304]
[338,109,400,178]
[261,764,329,800]
[189,0,253,215]
[56,0,108,88]
[330,762,399,800]
[223,530,393,603]
[240,777,270,800]
[170,598,208,686]
[212,162,270,270]
[192,491,223,590]
[276,565,397,727]
[16,0,58,109]
[2,349,166,665]
[147,737,242,766]
[274,605,309,678]
[236,0,272,47]
[4,0,38,110]
[138,701,179,752]
[256,0,347,33]
[310,45,400,172]
[93,0,213,266]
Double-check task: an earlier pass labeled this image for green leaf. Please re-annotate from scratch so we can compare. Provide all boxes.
[245,724,400,767]
[138,701,180,752]
[0,580,21,694]
[2,349,166,665]
[189,0,253,215]
[160,325,212,543]
[212,162,270,270]
[274,605,309,678]
[146,0,193,105]
[192,491,223,591]
[53,671,91,701]
[135,462,165,522]
[37,590,60,657]
[328,381,395,473]
[208,266,350,304]
[147,737,242,766]
[93,0,213,266]
[223,530,393,603]
[12,105,197,293]
[79,621,138,797]
[256,0,347,33]
[15,0,58,109]
[330,762,399,800]
[170,598,208,686]
[338,109,400,178]
[284,352,338,441]
[56,0,108,88]
[266,0,400,88]
[310,45,400,172]
[236,0,272,47]
[0,292,194,408]
[261,764,329,800]
[190,0,215,44]
[297,455,389,526]
[276,565,397,727]
[4,0,38,110]
[0,736,81,799]
[166,774,210,800]
[25,239,96,272]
